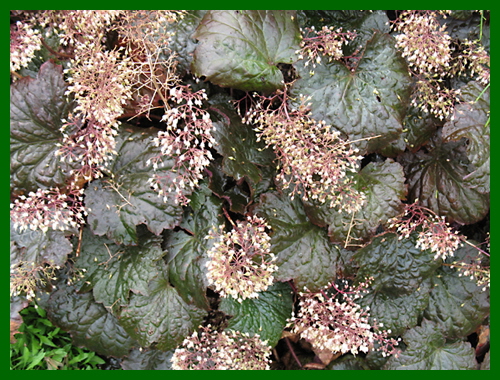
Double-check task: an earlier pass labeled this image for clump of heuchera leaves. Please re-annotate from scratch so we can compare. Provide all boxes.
[288,279,400,357]
[171,325,272,370]
[242,91,365,214]
[205,215,277,303]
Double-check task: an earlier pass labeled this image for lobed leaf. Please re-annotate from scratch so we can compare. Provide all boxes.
[291,32,412,154]
[76,226,164,308]
[85,126,185,245]
[10,221,73,268]
[210,103,275,187]
[164,182,223,309]
[354,233,440,295]
[254,191,340,291]
[45,284,136,358]
[442,81,490,194]
[304,160,407,245]
[384,319,477,370]
[118,263,206,351]
[10,60,78,193]
[121,348,174,370]
[192,10,301,93]
[401,136,490,224]
[423,242,490,338]
[219,282,294,347]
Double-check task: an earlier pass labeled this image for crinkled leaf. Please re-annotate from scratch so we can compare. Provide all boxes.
[401,136,490,224]
[254,192,340,291]
[357,277,431,338]
[121,348,174,370]
[219,282,294,347]
[192,10,301,93]
[164,182,223,309]
[46,284,136,357]
[167,10,207,73]
[423,242,490,339]
[443,81,490,193]
[10,60,78,193]
[118,263,206,351]
[208,159,251,214]
[354,233,440,295]
[10,221,72,267]
[304,160,406,245]
[85,126,184,245]
[401,106,439,152]
[384,319,477,370]
[210,103,275,186]
[291,32,412,154]
[76,226,164,308]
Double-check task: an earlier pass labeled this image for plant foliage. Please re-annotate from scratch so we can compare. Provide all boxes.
[10,10,489,370]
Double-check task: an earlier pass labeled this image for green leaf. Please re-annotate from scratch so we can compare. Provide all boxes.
[76,226,164,308]
[85,126,184,245]
[118,263,206,351]
[354,232,440,335]
[443,81,490,194]
[384,319,477,370]
[210,103,275,186]
[304,160,407,245]
[10,60,78,193]
[355,233,440,296]
[423,243,490,338]
[401,136,490,224]
[359,279,432,337]
[291,32,412,154]
[10,221,73,267]
[122,348,174,370]
[254,192,340,291]
[164,182,223,309]
[192,10,301,92]
[45,284,136,357]
[219,282,294,347]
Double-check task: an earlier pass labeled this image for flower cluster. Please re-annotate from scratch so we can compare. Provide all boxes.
[244,93,365,213]
[171,326,272,370]
[34,10,122,47]
[10,261,59,300]
[451,255,490,291]
[10,21,42,74]
[393,11,453,77]
[393,10,490,120]
[457,40,490,86]
[388,202,462,260]
[288,279,399,357]
[205,215,277,303]
[147,86,216,205]
[10,187,87,234]
[296,26,356,71]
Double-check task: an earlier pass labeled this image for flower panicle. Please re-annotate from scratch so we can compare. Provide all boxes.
[171,325,272,370]
[205,215,277,303]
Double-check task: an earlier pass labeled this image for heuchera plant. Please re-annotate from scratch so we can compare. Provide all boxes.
[10,10,489,370]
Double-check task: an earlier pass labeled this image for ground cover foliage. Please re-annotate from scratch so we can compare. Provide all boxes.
[10,10,489,370]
